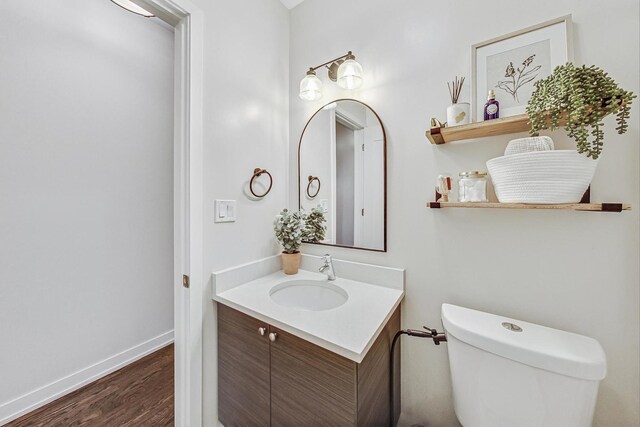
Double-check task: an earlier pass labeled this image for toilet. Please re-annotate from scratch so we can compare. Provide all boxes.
[441,304,607,427]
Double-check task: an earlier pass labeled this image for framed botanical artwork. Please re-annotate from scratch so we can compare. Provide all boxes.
[471,15,573,122]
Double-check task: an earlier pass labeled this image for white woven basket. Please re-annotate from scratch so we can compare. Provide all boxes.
[486,150,599,204]
[504,136,554,156]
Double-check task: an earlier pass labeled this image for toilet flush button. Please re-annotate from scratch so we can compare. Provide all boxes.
[502,322,523,332]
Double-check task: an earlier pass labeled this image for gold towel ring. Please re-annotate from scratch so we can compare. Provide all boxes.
[306,175,321,199]
[250,168,273,198]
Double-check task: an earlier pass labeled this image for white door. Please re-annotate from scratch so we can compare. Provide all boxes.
[354,124,384,249]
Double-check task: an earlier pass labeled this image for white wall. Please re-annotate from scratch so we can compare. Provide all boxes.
[195,0,290,424]
[300,108,334,238]
[289,1,639,426]
[0,0,174,422]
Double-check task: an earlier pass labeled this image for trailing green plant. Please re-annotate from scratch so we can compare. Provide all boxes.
[273,208,304,254]
[301,206,326,242]
[526,63,635,159]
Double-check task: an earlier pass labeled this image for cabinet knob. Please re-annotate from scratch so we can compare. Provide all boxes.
[258,327,266,336]
[269,332,278,342]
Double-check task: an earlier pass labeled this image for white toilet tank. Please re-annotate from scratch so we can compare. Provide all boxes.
[441,304,606,427]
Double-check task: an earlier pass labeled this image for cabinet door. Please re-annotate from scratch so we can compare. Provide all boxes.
[270,327,358,426]
[217,304,271,427]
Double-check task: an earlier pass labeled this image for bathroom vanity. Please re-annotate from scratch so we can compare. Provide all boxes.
[218,303,400,426]
[212,254,404,426]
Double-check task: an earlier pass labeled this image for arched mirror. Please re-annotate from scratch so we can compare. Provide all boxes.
[298,99,386,252]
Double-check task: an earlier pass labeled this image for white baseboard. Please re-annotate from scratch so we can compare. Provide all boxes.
[0,330,174,426]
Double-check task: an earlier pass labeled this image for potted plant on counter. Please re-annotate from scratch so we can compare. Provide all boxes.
[527,63,635,159]
[274,208,304,274]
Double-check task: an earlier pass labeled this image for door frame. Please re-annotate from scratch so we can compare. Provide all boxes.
[328,109,337,244]
[133,1,204,426]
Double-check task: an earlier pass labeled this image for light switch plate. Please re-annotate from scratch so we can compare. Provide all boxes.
[215,200,236,223]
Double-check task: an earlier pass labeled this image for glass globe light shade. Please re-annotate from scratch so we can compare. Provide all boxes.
[337,58,363,90]
[299,71,323,101]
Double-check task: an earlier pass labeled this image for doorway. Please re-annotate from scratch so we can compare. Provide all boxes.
[0,1,203,426]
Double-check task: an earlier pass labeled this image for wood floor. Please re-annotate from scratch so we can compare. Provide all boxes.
[7,344,174,427]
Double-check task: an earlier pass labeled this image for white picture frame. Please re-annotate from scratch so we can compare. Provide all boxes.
[471,15,573,122]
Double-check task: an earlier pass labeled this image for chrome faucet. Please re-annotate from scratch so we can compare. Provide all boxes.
[318,254,336,281]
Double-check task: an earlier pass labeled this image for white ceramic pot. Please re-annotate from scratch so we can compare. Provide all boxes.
[447,103,470,127]
[486,150,599,204]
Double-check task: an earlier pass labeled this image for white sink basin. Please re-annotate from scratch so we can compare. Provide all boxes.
[269,280,348,311]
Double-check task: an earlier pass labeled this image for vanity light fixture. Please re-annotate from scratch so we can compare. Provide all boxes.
[299,51,364,101]
[110,0,155,17]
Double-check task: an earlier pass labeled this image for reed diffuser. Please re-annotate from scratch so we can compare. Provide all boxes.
[446,76,470,126]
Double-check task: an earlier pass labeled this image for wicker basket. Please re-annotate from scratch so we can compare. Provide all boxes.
[486,150,599,204]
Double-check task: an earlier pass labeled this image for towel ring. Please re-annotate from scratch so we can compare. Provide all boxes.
[250,168,273,198]
[306,175,321,199]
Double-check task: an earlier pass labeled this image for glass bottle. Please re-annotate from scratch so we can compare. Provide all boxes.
[484,90,500,120]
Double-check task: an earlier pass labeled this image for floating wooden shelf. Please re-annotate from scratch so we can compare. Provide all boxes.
[427,202,631,212]
[427,100,623,145]
[426,114,531,145]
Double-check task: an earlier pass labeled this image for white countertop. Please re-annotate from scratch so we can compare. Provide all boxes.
[212,255,404,363]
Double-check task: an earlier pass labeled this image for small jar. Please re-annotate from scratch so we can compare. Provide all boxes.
[458,171,488,202]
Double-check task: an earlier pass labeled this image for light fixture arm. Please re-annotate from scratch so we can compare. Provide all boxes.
[307,51,355,74]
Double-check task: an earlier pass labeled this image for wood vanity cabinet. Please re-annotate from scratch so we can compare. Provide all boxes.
[218,303,271,426]
[217,303,401,427]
